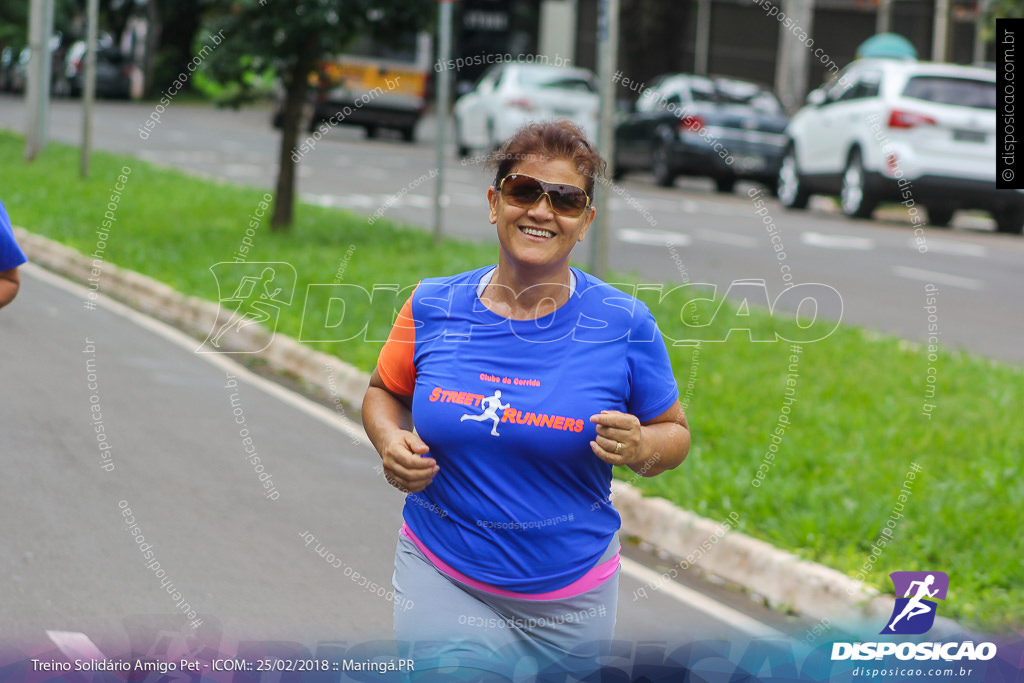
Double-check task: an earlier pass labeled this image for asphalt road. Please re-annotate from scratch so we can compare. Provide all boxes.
[1,264,806,667]
[0,95,1022,363]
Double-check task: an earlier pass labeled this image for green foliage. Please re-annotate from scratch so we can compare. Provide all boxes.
[0,0,80,49]
[192,55,277,107]
[990,0,1024,20]
[983,0,1023,41]
[198,0,432,105]
[0,1,28,49]
[1,130,1021,633]
[142,0,206,98]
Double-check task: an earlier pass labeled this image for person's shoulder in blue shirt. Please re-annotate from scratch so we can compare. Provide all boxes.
[0,199,28,309]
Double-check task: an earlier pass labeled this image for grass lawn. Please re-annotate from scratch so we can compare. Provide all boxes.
[2,130,1021,633]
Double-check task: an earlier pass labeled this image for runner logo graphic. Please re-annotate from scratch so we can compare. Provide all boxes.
[198,262,297,353]
[460,390,510,437]
[881,571,949,635]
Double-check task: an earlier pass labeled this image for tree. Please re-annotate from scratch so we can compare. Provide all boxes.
[988,0,1023,20]
[982,0,1020,44]
[0,0,80,50]
[142,0,209,99]
[100,0,137,46]
[0,1,31,49]
[202,0,431,231]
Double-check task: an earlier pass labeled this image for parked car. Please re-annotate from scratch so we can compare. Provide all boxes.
[453,63,599,156]
[8,47,31,93]
[5,33,72,95]
[0,46,17,91]
[65,39,132,99]
[614,74,789,193]
[778,59,1021,233]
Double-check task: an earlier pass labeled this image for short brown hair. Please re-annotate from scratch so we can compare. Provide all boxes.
[488,120,606,199]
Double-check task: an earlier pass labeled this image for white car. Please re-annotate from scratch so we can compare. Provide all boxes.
[778,59,1022,234]
[453,63,599,156]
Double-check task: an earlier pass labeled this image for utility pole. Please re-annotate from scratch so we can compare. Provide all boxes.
[875,0,892,34]
[432,0,455,244]
[25,0,54,161]
[591,0,619,279]
[694,0,711,75]
[932,0,950,63]
[973,0,990,65]
[81,0,99,177]
[774,0,815,113]
[568,0,580,64]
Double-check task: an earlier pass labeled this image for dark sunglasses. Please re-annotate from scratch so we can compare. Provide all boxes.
[498,173,591,218]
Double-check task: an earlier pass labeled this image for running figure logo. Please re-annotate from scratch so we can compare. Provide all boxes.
[460,390,509,436]
[881,571,949,635]
[198,262,296,353]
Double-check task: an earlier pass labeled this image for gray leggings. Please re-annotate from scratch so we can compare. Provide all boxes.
[392,532,619,679]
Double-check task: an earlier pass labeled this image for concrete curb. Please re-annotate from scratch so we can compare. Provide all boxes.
[610,480,963,638]
[16,227,963,638]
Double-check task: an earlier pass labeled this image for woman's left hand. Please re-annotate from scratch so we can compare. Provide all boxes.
[589,410,644,467]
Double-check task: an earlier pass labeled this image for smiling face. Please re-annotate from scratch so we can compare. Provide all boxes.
[487,157,596,275]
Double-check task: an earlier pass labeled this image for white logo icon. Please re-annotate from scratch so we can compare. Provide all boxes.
[460,390,510,437]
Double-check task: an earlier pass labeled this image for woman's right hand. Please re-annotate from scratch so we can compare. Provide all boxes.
[381,430,438,494]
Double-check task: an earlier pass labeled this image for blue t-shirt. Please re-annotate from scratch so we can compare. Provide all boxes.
[377,266,679,593]
[0,200,27,272]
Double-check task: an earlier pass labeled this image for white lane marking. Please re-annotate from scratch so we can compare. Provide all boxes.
[361,168,390,181]
[452,193,485,207]
[695,229,759,248]
[403,195,432,208]
[641,197,692,213]
[618,228,692,247]
[303,192,467,210]
[447,183,486,195]
[24,264,371,447]
[697,202,758,217]
[619,557,784,639]
[912,238,987,258]
[27,263,781,634]
[609,198,645,212]
[223,164,265,177]
[892,266,985,290]
[301,192,378,209]
[137,150,221,163]
[47,630,107,661]
[800,232,875,250]
[608,197,684,213]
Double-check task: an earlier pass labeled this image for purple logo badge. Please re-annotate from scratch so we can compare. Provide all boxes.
[881,571,949,635]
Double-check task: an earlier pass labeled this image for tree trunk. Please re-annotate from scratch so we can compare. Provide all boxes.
[142,0,161,98]
[271,38,318,232]
[103,0,135,47]
[154,0,202,95]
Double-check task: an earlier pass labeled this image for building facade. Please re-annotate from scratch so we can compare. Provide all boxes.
[457,0,991,110]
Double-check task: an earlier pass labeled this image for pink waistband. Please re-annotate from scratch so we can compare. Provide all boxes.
[400,522,619,600]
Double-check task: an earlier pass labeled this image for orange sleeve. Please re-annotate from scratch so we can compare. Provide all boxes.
[377,293,417,396]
